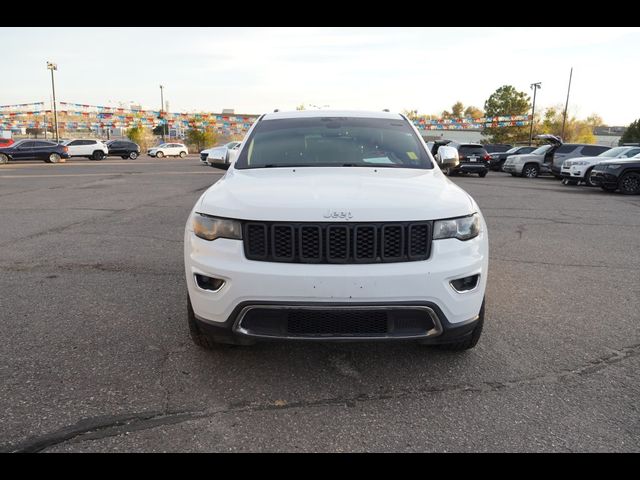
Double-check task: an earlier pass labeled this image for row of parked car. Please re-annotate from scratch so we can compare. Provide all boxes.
[0,138,193,165]
[428,136,640,195]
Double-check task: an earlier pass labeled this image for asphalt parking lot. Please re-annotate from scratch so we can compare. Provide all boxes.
[0,158,638,452]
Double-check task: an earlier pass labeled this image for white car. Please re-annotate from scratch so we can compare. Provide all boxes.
[147,143,188,158]
[62,139,109,160]
[200,141,241,166]
[561,145,640,186]
[184,110,488,351]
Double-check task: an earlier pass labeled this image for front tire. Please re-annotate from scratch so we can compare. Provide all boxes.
[522,163,539,178]
[584,168,596,187]
[92,151,105,160]
[179,151,186,158]
[478,170,487,178]
[187,295,249,349]
[619,171,640,195]
[0,153,8,165]
[128,151,138,160]
[156,151,165,158]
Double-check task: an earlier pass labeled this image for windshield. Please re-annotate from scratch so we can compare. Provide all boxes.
[531,144,552,155]
[158,143,169,148]
[598,147,628,158]
[235,117,433,169]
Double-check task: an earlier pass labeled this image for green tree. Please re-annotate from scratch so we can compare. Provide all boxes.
[451,101,464,118]
[186,128,218,152]
[540,105,596,143]
[464,106,483,119]
[619,119,640,145]
[127,123,155,151]
[482,85,531,143]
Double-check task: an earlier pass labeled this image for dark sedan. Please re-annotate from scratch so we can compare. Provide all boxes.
[0,139,70,165]
[488,145,537,171]
[105,139,141,159]
[589,156,640,194]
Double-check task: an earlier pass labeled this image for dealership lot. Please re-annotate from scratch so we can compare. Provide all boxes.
[0,158,638,452]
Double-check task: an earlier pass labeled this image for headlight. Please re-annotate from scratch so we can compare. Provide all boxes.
[606,164,622,170]
[572,161,588,166]
[192,213,242,241]
[433,213,481,241]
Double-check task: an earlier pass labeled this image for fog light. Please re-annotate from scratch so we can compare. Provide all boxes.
[194,273,225,292]
[450,274,479,293]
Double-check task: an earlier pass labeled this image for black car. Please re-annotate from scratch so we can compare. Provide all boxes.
[589,157,640,194]
[445,142,490,177]
[0,139,70,165]
[483,143,512,154]
[488,145,537,171]
[105,139,141,159]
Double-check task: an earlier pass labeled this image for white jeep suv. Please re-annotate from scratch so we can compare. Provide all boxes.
[184,111,488,351]
[62,139,109,160]
[147,143,188,158]
[561,145,640,186]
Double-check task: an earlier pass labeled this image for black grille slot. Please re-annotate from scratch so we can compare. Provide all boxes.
[382,225,404,260]
[245,223,268,259]
[354,225,376,261]
[408,223,430,260]
[326,226,350,263]
[299,226,322,262]
[243,221,432,264]
[272,225,295,261]
[287,310,388,335]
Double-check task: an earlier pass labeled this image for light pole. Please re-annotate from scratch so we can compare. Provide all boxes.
[528,82,541,146]
[160,85,165,142]
[47,61,59,142]
[561,67,573,141]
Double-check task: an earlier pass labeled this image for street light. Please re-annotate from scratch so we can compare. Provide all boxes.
[159,85,165,142]
[528,82,541,146]
[47,61,59,142]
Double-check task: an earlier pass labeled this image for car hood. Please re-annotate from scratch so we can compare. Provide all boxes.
[564,156,610,166]
[596,158,640,166]
[197,167,477,222]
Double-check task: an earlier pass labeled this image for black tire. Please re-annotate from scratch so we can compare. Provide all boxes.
[128,151,138,160]
[435,299,485,351]
[47,152,62,163]
[92,151,105,161]
[565,179,578,186]
[510,173,518,177]
[187,295,250,349]
[0,153,8,165]
[121,156,128,159]
[601,185,617,192]
[619,171,640,195]
[179,151,186,158]
[583,167,596,187]
[478,170,487,178]
[522,163,539,178]
[156,151,165,158]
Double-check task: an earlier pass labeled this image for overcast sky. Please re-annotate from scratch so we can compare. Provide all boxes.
[1,27,639,125]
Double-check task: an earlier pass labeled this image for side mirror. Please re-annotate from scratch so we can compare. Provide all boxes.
[435,146,459,168]
[227,148,239,165]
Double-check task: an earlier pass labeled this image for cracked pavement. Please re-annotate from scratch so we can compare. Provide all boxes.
[0,159,638,452]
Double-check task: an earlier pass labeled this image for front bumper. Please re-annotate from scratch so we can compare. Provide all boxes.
[184,223,488,341]
[589,169,618,189]
[502,162,522,174]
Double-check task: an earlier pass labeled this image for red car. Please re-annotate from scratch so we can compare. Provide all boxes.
[0,138,15,148]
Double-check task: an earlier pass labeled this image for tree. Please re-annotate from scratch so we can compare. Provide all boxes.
[127,123,155,151]
[451,101,464,118]
[539,105,596,144]
[296,104,306,111]
[464,106,483,119]
[482,85,531,143]
[619,119,640,145]
[186,128,218,152]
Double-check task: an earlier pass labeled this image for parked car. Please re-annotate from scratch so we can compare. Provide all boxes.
[488,145,536,171]
[0,139,70,164]
[442,142,489,177]
[0,138,15,148]
[61,139,109,160]
[589,154,640,194]
[550,143,610,178]
[185,110,488,351]
[483,143,512,154]
[105,139,141,159]
[561,146,640,186]
[147,143,188,158]
[204,141,242,168]
[502,134,563,178]
[200,141,240,165]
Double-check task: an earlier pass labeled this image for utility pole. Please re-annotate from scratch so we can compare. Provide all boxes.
[529,82,541,146]
[160,85,165,142]
[561,67,573,141]
[47,61,59,142]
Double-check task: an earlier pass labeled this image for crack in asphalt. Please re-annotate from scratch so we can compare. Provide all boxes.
[0,262,182,276]
[489,256,638,270]
[4,342,639,452]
